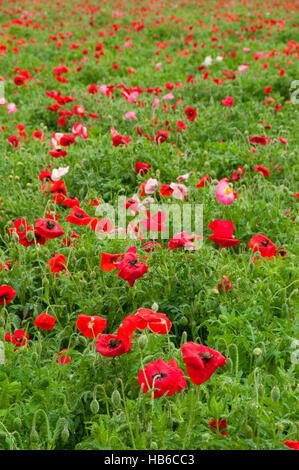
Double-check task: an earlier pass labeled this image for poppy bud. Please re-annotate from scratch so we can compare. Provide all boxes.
[271,385,280,402]
[253,348,262,357]
[244,424,253,438]
[211,288,219,295]
[180,331,188,347]
[257,383,264,398]
[30,427,39,443]
[90,271,97,279]
[282,303,288,315]
[180,316,188,326]
[151,302,159,312]
[13,417,22,430]
[11,231,19,243]
[276,422,284,433]
[151,441,158,450]
[138,334,148,350]
[61,424,70,442]
[90,399,99,414]
[295,216,299,224]
[111,390,122,408]
[204,161,209,167]
[26,231,35,242]
[226,357,233,373]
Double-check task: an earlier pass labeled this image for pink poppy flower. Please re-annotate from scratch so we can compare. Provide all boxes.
[216,178,237,205]
[7,103,18,114]
[170,183,188,201]
[124,111,136,120]
[152,98,160,109]
[144,178,158,195]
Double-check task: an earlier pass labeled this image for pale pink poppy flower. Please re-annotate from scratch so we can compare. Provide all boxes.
[51,166,70,182]
[7,103,18,114]
[51,132,64,149]
[168,231,202,251]
[124,111,136,120]
[128,92,139,103]
[156,62,162,71]
[170,183,188,201]
[238,64,249,73]
[163,93,174,100]
[0,97,7,105]
[124,41,133,48]
[152,98,159,109]
[140,211,166,232]
[110,127,119,136]
[243,47,250,52]
[99,85,108,95]
[144,178,158,194]
[176,173,190,182]
[216,178,237,205]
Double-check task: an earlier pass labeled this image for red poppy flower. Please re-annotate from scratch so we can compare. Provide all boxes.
[209,418,228,436]
[136,308,172,334]
[96,314,138,357]
[66,207,92,225]
[254,165,270,177]
[49,149,67,158]
[138,358,186,398]
[88,83,98,94]
[56,349,71,366]
[196,174,209,188]
[34,313,56,330]
[114,246,148,287]
[50,180,67,196]
[140,211,166,232]
[8,135,19,148]
[248,234,278,259]
[39,169,53,182]
[32,130,44,141]
[182,342,226,385]
[61,196,80,208]
[35,218,64,239]
[184,106,197,122]
[208,219,240,248]
[14,76,25,86]
[76,314,107,339]
[62,231,80,247]
[160,184,174,197]
[5,329,29,350]
[231,166,244,181]
[100,252,124,271]
[47,254,67,276]
[112,134,132,146]
[218,275,232,292]
[282,441,299,450]
[249,135,271,146]
[142,241,163,252]
[60,134,76,146]
[0,285,16,305]
[156,129,168,145]
[135,162,150,175]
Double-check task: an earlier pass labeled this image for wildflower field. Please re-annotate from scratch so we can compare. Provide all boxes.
[0,0,298,452]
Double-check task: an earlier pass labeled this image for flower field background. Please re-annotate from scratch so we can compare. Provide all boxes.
[0,0,298,451]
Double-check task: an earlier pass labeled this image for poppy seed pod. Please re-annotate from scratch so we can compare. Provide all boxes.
[90,399,100,414]
[111,390,121,408]
[271,385,280,402]
[138,334,148,350]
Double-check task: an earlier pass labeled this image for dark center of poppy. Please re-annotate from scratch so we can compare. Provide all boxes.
[198,352,213,363]
[45,221,56,229]
[108,338,122,349]
[152,372,168,380]
[128,259,138,267]
[261,240,269,247]
[0,294,10,301]
[75,212,84,218]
